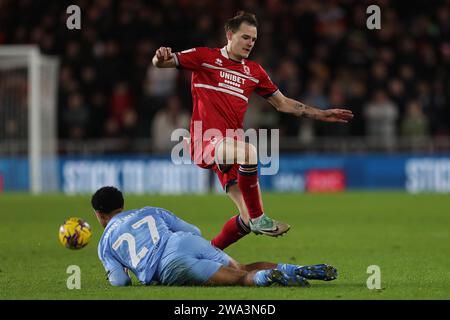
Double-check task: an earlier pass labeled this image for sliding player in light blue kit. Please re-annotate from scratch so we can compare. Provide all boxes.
[92,186,337,287]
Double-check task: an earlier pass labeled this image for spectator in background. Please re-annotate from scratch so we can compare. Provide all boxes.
[275,59,301,98]
[430,80,449,135]
[58,65,79,95]
[2,0,449,149]
[364,89,398,148]
[95,39,123,89]
[343,31,370,68]
[320,81,349,137]
[109,81,136,135]
[122,108,138,139]
[298,79,330,142]
[140,57,179,127]
[369,62,389,92]
[88,92,108,138]
[387,78,407,116]
[0,73,28,139]
[400,100,429,139]
[104,117,121,139]
[347,80,368,136]
[64,92,89,139]
[80,65,99,99]
[275,58,302,137]
[244,97,279,131]
[316,1,347,40]
[398,64,416,94]
[302,79,329,110]
[64,40,83,74]
[151,95,190,153]
[3,119,19,138]
[143,60,177,100]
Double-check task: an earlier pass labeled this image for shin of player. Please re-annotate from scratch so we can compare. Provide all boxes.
[211,138,289,249]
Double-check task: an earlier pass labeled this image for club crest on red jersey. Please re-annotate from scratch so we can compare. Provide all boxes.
[243,65,251,75]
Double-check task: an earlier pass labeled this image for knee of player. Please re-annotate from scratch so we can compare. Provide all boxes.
[227,258,244,270]
[234,142,258,165]
[243,143,258,165]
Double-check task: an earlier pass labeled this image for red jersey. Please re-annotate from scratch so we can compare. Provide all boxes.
[174,47,278,139]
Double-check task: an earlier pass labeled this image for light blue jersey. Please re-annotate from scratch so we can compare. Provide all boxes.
[98,206,203,286]
[98,207,231,286]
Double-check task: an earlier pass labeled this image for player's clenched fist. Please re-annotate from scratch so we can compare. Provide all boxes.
[155,47,173,61]
[152,47,176,68]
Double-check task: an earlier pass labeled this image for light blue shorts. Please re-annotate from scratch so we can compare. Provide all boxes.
[156,232,231,285]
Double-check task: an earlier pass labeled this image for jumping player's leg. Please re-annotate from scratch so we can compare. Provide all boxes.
[210,183,251,249]
[227,183,250,225]
[190,137,250,250]
[216,138,262,220]
[215,137,290,237]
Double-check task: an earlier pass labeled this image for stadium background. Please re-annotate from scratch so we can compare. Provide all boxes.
[0,0,449,194]
[1,0,450,300]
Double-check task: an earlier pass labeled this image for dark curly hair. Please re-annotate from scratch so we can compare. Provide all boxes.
[91,186,124,214]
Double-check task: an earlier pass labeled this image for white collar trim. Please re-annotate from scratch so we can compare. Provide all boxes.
[220,46,229,59]
[221,46,245,64]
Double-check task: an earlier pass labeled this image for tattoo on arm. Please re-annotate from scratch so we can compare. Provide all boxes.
[293,102,306,115]
[293,102,321,119]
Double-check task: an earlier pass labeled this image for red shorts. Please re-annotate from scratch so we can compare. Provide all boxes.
[189,137,238,191]
[211,163,238,191]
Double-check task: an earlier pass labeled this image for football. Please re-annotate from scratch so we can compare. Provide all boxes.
[58,217,92,249]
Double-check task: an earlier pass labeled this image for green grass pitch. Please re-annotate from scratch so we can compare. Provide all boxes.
[1,192,449,300]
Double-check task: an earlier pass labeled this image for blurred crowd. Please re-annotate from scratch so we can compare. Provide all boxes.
[1,0,449,152]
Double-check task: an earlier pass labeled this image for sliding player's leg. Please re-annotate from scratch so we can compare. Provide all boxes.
[206,258,310,287]
[277,263,338,281]
[236,261,337,281]
[197,237,334,286]
[215,137,290,237]
[202,253,291,287]
[233,260,310,287]
[156,232,286,286]
[205,265,288,286]
[156,232,232,285]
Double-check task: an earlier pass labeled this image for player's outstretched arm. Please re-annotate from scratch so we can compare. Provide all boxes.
[152,46,176,68]
[267,91,354,123]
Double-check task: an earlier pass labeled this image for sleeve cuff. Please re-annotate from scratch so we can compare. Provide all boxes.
[262,89,279,99]
[173,53,180,68]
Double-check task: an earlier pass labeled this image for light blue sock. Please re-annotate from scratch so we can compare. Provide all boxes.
[253,270,272,286]
[277,263,301,277]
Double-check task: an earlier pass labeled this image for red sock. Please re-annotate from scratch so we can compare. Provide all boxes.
[211,215,250,250]
[238,164,264,219]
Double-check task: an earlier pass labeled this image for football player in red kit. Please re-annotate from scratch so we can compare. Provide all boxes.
[152,12,353,250]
